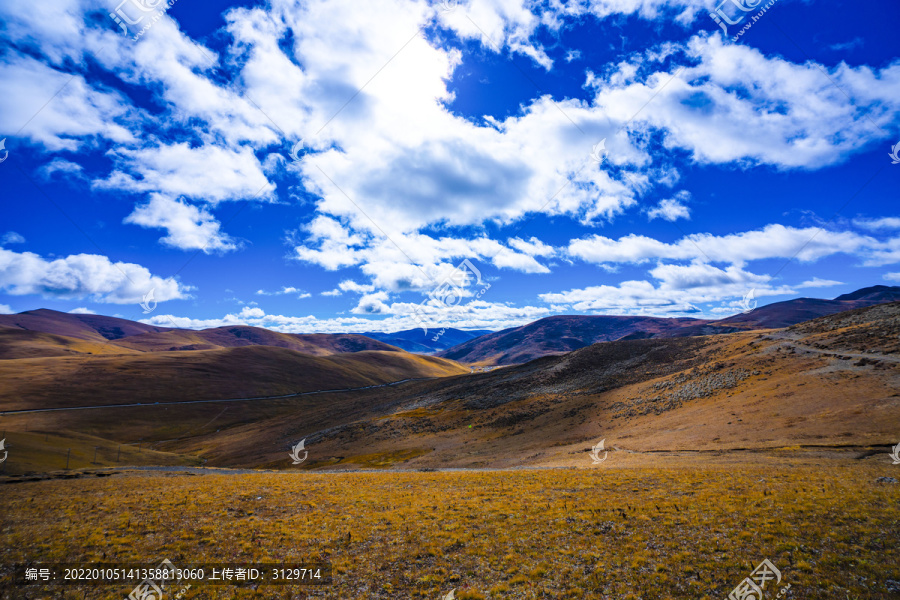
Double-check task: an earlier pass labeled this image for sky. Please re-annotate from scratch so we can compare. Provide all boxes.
[0,0,898,334]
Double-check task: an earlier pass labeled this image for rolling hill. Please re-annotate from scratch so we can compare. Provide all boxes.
[0,308,170,343]
[229,300,897,470]
[437,314,708,365]
[0,309,401,358]
[439,285,900,365]
[1,302,897,472]
[0,346,467,412]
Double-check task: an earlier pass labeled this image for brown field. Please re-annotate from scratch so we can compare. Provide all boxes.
[1,454,899,599]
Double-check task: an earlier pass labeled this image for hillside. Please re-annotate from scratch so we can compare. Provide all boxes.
[0,308,171,343]
[0,309,400,358]
[113,325,401,354]
[437,314,707,365]
[177,301,899,469]
[440,285,900,365]
[0,346,467,412]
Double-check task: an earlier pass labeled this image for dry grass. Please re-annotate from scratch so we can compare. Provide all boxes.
[2,457,898,599]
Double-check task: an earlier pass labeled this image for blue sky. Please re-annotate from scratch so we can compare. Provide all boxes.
[0,0,898,333]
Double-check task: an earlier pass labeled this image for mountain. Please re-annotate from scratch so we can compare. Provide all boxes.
[154,300,900,469]
[113,325,402,354]
[437,315,708,365]
[678,285,900,333]
[0,347,468,412]
[0,309,400,358]
[0,308,171,344]
[363,327,494,353]
[440,285,900,365]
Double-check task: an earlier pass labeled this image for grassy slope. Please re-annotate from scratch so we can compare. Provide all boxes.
[1,458,898,599]
[0,346,467,412]
[208,302,899,470]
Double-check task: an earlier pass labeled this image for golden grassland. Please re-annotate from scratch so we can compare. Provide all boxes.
[0,431,199,475]
[2,457,898,599]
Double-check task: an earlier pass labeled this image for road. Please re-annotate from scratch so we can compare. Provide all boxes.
[0,377,434,416]
[764,332,900,363]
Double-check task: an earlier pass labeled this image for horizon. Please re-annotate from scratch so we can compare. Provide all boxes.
[1,0,898,335]
[7,282,899,334]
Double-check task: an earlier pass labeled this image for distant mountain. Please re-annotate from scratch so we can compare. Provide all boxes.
[676,285,900,334]
[0,308,171,343]
[0,309,400,358]
[363,328,494,353]
[437,315,707,365]
[115,325,402,355]
[439,286,900,365]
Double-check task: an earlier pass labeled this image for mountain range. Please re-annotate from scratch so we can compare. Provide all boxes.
[437,285,900,364]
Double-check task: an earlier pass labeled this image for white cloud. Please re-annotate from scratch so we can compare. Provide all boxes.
[1,232,26,245]
[0,55,134,151]
[0,248,191,304]
[853,217,900,231]
[339,280,376,294]
[567,225,878,267]
[797,277,843,289]
[508,237,556,258]
[40,158,85,180]
[97,143,275,205]
[538,273,794,317]
[0,304,12,314]
[647,191,691,222]
[124,195,239,254]
[884,273,900,283]
[588,35,900,169]
[68,307,95,314]
[141,300,547,333]
[256,286,312,298]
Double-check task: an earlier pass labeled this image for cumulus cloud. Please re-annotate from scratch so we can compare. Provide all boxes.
[68,307,95,314]
[567,225,880,267]
[124,195,239,254]
[884,273,900,283]
[647,191,691,222]
[0,304,12,314]
[1,232,26,245]
[0,248,191,304]
[97,144,275,205]
[0,55,134,151]
[142,300,549,333]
